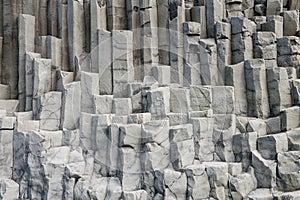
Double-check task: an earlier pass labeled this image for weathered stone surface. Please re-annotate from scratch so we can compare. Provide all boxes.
[277,151,300,192]
[80,71,99,113]
[35,92,62,131]
[1,0,300,198]
[257,133,288,160]
[281,106,300,131]
[245,59,270,118]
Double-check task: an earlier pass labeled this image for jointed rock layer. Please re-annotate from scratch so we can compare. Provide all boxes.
[0,0,300,199]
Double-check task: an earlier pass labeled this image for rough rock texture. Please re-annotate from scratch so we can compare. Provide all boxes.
[0,0,300,199]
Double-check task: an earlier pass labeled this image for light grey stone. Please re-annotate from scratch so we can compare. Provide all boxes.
[170,87,190,113]
[33,58,52,98]
[18,14,35,111]
[92,95,113,114]
[146,87,170,120]
[36,92,62,131]
[212,86,235,114]
[277,151,300,191]
[185,162,210,199]
[190,85,212,111]
[80,71,99,113]
[151,65,171,86]
[281,106,300,131]
[169,124,194,170]
[183,22,201,35]
[225,62,247,116]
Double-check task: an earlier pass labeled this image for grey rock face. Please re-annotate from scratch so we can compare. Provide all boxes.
[0,0,300,198]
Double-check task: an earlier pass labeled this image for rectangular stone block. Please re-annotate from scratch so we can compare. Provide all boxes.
[146,87,170,120]
[253,32,277,60]
[245,59,270,118]
[60,82,81,130]
[215,21,231,39]
[81,71,99,113]
[162,169,187,200]
[213,114,236,162]
[157,0,170,64]
[140,4,159,77]
[107,0,127,30]
[46,36,62,68]
[33,58,52,98]
[152,65,171,86]
[169,124,195,170]
[92,95,113,114]
[199,39,218,85]
[262,15,283,38]
[267,68,292,116]
[112,30,134,97]
[212,86,235,114]
[185,163,210,199]
[231,33,253,64]
[281,106,300,131]
[225,62,247,116]
[190,117,214,161]
[18,14,35,111]
[233,132,257,170]
[36,92,62,131]
[183,35,201,86]
[0,130,13,178]
[257,133,288,160]
[79,113,94,151]
[0,84,10,100]
[170,87,190,113]
[205,0,225,38]
[277,36,300,56]
[190,6,207,38]
[283,10,300,36]
[183,22,201,35]
[190,85,212,111]
[25,52,41,111]
[217,39,231,85]
[112,98,132,115]
[90,0,107,50]
[97,29,113,95]
[67,0,85,71]
[291,80,300,105]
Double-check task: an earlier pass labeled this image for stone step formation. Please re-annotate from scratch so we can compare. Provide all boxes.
[1,0,300,199]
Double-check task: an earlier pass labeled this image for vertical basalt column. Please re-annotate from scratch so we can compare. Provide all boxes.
[140,0,159,79]
[205,0,225,38]
[47,0,59,37]
[169,0,185,85]
[107,0,127,31]
[98,29,113,95]
[127,0,141,80]
[18,14,35,111]
[157,0,170,65]
[58,0,70,71]
[38,0,48,36]
[112,30,134,98]
[90,0,107,50]
[67,0,85,71]
[2,0,23,98]
[0,0,2,82]
[91,0,107,73]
